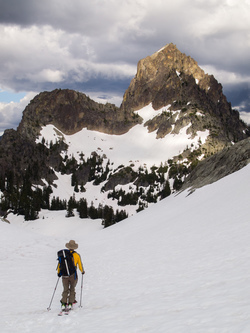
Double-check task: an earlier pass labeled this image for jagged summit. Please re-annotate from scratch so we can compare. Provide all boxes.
[121,43,248,154]
[154,43,205,80]
[122,43,213,111]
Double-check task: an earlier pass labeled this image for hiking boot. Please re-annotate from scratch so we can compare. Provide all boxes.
[68,303,72,310]
[61,303,66,310]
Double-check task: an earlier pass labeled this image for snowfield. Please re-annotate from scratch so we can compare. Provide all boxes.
[35,102,210,215]
[1,163,250,332]
[36,103,209,169]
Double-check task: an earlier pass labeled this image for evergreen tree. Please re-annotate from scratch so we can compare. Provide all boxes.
[33,187,43,212]
[88,202,98,219]
[103,205,114,228]
[71,172,77,187]
[77,198,88,218]
[50,196,67,210]
[66,196,76,217]
[42,185,53,209]
[173,177,183,191]
[160,180,171,199]
[114,209,128,223]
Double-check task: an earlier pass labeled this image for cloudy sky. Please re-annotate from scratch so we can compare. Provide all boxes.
[0,0,250,134]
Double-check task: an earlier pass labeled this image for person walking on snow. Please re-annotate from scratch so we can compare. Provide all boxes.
[57,240,85,310]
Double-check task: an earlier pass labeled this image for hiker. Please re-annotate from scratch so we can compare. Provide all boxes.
[57,240,85,310]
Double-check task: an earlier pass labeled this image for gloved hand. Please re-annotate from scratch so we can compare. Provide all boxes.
[82,271,85,275]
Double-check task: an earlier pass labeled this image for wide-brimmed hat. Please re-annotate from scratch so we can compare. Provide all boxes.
[65,240,78,250]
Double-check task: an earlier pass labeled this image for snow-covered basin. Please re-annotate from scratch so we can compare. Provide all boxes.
[1,164,250,332]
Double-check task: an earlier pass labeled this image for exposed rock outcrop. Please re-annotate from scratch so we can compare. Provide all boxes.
[17,89,141,141]
[181,137,250,192]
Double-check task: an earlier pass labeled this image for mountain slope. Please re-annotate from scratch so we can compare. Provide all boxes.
[1,163,250,332]
[0,44,249,219]
[182,136,250,191]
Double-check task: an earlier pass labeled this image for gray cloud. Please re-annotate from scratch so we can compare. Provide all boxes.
[0,0,250,133]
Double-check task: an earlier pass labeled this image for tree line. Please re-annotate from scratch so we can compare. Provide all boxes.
[0,169,127,227]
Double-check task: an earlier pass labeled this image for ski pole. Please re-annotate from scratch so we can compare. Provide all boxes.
[47,276,60,311]
[79,273,84,308]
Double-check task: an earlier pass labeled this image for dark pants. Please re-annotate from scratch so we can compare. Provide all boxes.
[61,274,78,304]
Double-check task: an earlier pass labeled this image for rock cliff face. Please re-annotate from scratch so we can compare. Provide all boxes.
[121,43,248,155]
[122,43,229,111]
[17,89,140,141]
[181,137,250,192]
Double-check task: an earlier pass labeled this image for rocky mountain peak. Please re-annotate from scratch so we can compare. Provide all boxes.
[122,43,224,111]
[121,43,248,155]
[139,43,205,85]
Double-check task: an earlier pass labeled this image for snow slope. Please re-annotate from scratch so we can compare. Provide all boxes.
[36,102,209,214]
[37,103,209,169]
[1,163,250,333]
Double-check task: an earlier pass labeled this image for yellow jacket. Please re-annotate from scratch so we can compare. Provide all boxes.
[72,251,84,273]
[57,250,84,275]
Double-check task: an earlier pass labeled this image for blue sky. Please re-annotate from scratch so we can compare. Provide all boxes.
[0,90,26,103]
[0,0,250,134]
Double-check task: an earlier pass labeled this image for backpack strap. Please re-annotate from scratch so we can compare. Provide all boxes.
[62,250,70,276]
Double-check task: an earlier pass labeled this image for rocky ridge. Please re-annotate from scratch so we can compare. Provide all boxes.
[17,88,140,141]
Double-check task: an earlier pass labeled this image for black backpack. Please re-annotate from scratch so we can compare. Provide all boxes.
[57,249,76,277]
